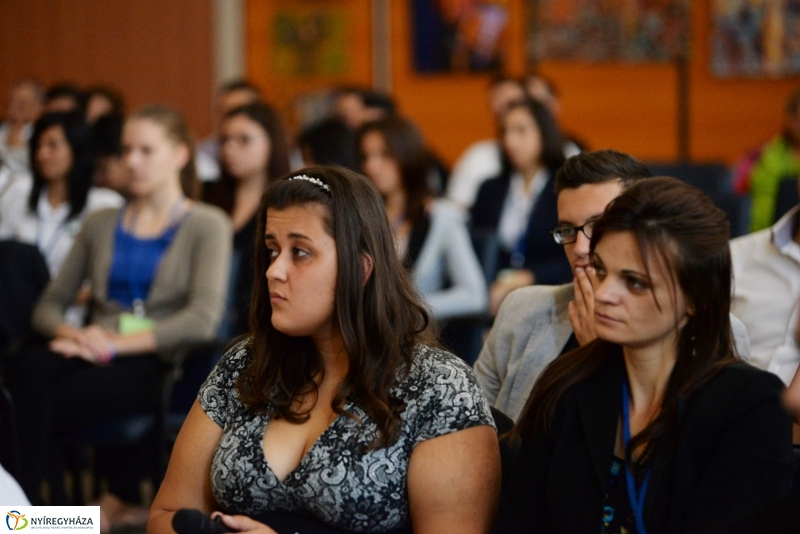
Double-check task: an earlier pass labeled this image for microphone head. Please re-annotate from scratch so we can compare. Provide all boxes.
[172,509,216,534]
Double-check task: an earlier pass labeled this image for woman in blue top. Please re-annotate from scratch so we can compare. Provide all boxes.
[502,178,794,533]
[9,105,231,528]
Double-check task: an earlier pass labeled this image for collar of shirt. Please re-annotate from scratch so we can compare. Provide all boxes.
[498,169,549,250]
[771,204,800,264]
[37,187,70,223]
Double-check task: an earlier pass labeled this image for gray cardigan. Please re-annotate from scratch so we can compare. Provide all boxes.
[474,284,753,422]
[33,203,232,354]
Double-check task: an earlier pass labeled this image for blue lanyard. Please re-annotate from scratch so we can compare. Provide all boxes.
[622,379,651,534]
[122,197,186,314]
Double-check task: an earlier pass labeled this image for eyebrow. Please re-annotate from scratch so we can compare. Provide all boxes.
[264,231,313,241]
[620,269,650,280]
[557,213,603,226]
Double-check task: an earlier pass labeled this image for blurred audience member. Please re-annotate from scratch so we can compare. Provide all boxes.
[333,86,396,130]
[204,102,290,339]
[358,117,487,320]
[0,112,123,277]
[85,85,125,124]
[445,76,525,210]
[45,83,85,114]
[7,105,231,521]
[733,87,800,232]
[471,97,571,314]
[731,176,800,386]
[0,78,44,173]
[524,74,585,157]
[196,79,262,182]
[297,117,357,170]
[92,113,130,196]
[0,464,29,506]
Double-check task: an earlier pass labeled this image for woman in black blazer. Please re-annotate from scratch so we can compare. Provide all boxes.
[503,177,794,534]
[470,97,571,314]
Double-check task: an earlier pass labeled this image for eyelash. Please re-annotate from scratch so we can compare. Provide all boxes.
[625,276,649,290]
[267,247,310,260]
[591,262,649,291]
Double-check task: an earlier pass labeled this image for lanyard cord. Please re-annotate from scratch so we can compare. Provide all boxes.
[124,196,186,315]
[622,378,652,534]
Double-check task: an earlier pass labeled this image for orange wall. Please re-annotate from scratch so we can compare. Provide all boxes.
[246,0,373,137]
[248,0,800,166]
[0,0,213,137]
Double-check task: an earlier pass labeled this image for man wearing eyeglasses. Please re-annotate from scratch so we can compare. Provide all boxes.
[473,149,653,421]
[475,150,752,422]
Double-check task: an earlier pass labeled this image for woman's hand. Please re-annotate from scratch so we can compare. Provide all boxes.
[50,325,116,363]
[79,325,116,360]
[568,266,597,346]
[211,513,278,534]
[49,337,94,361]
[489,269,535,315]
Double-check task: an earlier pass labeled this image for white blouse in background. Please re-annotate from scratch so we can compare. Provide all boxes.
[0,180,123,277]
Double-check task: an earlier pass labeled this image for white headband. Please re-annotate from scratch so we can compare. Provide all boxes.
[289,174,331,192]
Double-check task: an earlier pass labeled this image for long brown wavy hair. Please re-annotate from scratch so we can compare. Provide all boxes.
[515,177,739,459]
[356,117,431,229]
[237,165,437,449]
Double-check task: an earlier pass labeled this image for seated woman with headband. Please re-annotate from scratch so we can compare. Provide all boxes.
[149,166,500,534]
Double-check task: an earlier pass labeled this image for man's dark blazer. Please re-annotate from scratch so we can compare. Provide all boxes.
[501,347,795,534]
[470,170,571,285]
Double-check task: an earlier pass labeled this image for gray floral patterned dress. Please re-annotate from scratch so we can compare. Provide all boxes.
[198,339,495,533]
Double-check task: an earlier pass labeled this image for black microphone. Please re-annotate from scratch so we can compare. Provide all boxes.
[172,509,232,534]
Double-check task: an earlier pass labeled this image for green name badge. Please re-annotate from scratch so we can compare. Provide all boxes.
[119,313,154,335]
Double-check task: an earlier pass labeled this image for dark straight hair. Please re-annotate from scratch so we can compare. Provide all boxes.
[238,165,437,450]
[356,117,431,228]
[208,102,291,215]
[28,111,95,220]
[501,96,566,174]
[554,149,653,194]
[516,177,737,459]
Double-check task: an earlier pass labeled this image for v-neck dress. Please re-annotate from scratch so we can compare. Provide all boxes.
[198,339,495,533]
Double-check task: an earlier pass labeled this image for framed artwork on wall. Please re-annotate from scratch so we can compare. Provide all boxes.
[412,0,510,73]
[273,8,349,76]
[711,0,800,78]
[528,0,690,63]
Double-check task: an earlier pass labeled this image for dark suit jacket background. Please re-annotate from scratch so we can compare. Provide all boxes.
[501,346,795,534]
[470,170,571,285]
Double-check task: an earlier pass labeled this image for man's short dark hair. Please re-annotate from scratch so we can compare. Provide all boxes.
[219,79,261,97]
[554,149,652,194]
[362,90,396,115]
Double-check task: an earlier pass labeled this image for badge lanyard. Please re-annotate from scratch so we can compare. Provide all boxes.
[622,379,651,534]
[125,197,185,317]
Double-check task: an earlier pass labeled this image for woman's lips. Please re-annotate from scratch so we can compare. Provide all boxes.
[594,311,621,324]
